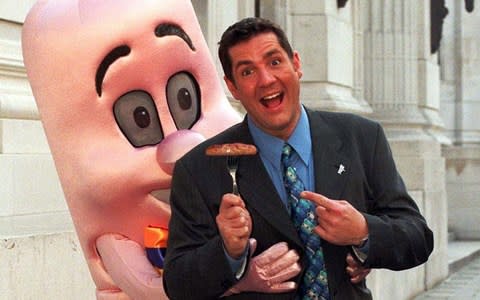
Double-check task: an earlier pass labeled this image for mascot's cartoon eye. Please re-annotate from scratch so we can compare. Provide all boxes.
[166,72,200,130]
[114,91,164,147]
[133,106,151,128]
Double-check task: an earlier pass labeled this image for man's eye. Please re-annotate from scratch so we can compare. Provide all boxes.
[271,59,281,66]
[241,69,253,77]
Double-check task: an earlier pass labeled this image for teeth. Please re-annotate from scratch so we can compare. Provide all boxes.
[263,92,281,100]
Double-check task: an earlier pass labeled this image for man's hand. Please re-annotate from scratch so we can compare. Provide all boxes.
[300,191,368,246]
[346,253,371,283]
[216,193,252,258]
[223,239,301,296]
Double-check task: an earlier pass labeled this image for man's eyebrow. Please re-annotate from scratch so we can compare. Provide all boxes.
[95,45,131,97]
[154,23,195,51]
[95,24,194,97]
[234,59,253,70]
[264,49,281,59]
[233,49,281,71]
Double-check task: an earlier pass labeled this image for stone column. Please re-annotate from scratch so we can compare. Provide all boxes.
[285,0,371,113]
[441,0,480,240]
[362,0,448,297]
[351,0,370,112]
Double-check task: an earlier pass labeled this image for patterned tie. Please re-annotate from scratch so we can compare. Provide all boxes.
[281,143,330,300]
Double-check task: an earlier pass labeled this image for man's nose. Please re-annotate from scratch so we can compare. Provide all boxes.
[257,68,276,87]
[156,130,205,175]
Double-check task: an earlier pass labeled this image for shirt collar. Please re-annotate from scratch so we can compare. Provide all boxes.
[287,107,311,166]
[248,106,312,168]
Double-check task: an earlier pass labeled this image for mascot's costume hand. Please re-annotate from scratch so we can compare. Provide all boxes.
[22,1,301,298]
[223,239,302,296]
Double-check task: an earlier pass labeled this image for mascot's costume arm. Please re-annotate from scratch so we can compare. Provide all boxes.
[22,1,300,299]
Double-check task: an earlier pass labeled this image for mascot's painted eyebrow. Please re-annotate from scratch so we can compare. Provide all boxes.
[95,45,131,97]
[95,23,195,97]
[154,23,196,51]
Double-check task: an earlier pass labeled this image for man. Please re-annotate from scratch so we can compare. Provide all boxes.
[164,17,433,299]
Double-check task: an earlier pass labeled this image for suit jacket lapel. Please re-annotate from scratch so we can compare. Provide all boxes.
[307,109,350,200]
[306,109,353,289]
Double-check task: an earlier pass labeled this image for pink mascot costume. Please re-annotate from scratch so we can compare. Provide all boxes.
[23,1,302,299]
[22,0,240,298]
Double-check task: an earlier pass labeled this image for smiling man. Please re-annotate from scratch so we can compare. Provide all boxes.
[164,17,433,300]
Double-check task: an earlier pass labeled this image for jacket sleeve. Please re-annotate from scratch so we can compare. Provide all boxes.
[362,123,434,270]
[163,159,238,299]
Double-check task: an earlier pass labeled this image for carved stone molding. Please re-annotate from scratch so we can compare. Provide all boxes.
[0,38,25,76]
[0,39,39,120]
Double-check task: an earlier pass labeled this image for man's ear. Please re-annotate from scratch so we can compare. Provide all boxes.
[293,51,303,79]
[224,75,239,100]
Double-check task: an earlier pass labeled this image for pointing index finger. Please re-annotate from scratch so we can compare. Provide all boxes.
[300,191,334,209]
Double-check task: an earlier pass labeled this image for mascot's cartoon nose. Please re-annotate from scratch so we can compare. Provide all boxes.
[156,129,205,175]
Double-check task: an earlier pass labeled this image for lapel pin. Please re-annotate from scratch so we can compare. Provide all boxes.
[337,164,346,175]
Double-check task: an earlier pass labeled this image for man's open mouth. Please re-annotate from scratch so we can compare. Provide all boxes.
[260,92,283,108]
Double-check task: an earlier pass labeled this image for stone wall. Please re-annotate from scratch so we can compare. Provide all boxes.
[440,0,480,240]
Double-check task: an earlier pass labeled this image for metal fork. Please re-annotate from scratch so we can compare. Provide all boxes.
[226,156,239,195]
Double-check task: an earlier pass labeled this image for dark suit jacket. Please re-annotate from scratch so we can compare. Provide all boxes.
[163,108,434,300]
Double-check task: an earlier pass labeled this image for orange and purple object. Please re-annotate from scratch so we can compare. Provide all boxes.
[144,226,168,274]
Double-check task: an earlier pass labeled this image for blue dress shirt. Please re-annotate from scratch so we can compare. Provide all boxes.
[248,106,315,211]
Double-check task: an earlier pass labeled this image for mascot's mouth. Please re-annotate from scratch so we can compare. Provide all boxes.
[151,189,171,204]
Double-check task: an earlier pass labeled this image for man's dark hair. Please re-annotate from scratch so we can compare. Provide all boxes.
[218,17,294,83]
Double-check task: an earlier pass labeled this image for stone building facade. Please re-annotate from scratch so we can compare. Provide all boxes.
[1,0,478,299]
